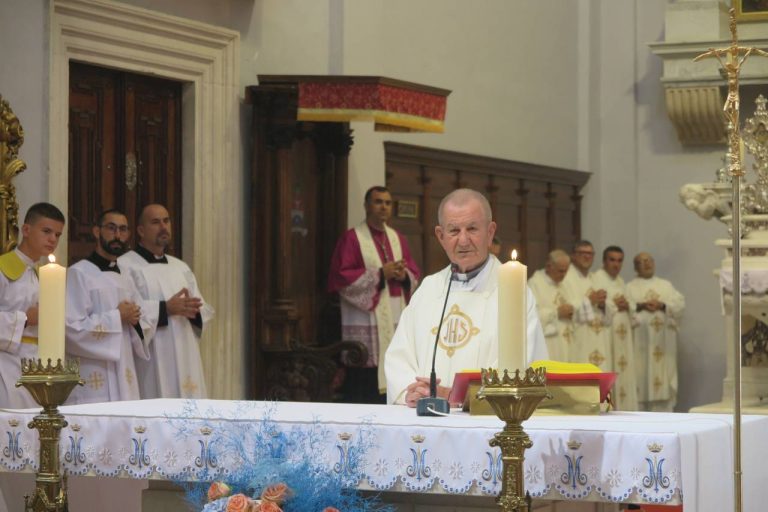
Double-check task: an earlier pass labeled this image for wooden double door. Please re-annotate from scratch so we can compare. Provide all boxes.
[68,61,183,264]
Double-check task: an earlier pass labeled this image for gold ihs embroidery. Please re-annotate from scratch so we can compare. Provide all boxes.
[431,304,480,357]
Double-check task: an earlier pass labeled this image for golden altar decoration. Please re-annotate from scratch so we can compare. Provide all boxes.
[477,367,548,512]
[17,359,83,512]
[0,94,25,254]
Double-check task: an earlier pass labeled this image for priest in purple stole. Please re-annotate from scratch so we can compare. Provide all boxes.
[328,186,421,403]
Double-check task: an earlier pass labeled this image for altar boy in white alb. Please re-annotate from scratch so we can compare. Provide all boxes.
[65,210,156,404]
[385,189,547,407]
[119,204,214,398]
[0,203,65,408]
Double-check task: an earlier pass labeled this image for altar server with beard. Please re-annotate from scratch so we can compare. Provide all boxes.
[0,203,65,408]
[65,209,156,404]
[119,204,214,398]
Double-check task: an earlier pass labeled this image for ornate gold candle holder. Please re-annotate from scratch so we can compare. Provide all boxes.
[477,367,548,512]
[16,358,83,512]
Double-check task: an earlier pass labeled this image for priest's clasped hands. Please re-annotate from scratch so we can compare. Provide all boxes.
[404,376,451,408]
[166,288,203,319]
[382,259,408,282]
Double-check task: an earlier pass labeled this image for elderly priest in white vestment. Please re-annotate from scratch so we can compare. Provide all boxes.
[563,240,613,369]
[626,251,685,412]
[528,249,574,362]
[385,189,547,407]
[119,204,214,399]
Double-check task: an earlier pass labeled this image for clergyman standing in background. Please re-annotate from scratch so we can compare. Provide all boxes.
[328,186,421,403]
[591,245,638,410]
[626,252,685,412]
[528,249,575,362]
[65,209,156,404]
[119,204,214,399]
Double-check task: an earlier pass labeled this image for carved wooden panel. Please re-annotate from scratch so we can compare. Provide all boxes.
[68,62,182,264]
[246,80,352,400]
[385,142,590,275]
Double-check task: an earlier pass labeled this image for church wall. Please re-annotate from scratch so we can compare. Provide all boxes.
[341,0,583,224]
[633,1,726,411]
[0,0,49,215]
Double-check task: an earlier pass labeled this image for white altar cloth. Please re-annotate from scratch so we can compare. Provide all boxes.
[0,400,764,511]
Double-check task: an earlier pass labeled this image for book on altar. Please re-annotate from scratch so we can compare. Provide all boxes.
[448,361,617,415]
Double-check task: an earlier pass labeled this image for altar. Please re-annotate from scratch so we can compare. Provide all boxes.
[0,399,764,511]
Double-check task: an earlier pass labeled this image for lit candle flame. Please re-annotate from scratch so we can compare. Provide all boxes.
[48,254,56,264]
[510,249,517,261]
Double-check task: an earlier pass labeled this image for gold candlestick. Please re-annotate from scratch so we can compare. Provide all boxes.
[477,367,548,512]
[16,358,83,512]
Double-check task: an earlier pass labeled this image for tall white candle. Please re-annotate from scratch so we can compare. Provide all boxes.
[497,250,527,371]
[38,254,66,364]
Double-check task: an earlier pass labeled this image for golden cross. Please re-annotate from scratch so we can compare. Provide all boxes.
[652,345,665,363]
[650,316,665,333]
[615,323,628,341]
[617,354,628,372]
[182,376,199,396]
[694,8,768,177]
[588,349,605,367]
[87,371,105,390]
[92,325,108,340]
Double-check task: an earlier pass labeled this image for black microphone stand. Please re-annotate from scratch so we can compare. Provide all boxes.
[416,265,456,416]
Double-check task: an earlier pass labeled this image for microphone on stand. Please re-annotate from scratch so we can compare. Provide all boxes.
[417,264,457,416]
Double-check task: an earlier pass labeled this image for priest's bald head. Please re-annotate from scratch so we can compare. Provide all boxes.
[435,188,497,273]
[137,204,172,256]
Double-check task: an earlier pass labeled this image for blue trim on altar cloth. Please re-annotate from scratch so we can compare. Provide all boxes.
[0,400,763,510]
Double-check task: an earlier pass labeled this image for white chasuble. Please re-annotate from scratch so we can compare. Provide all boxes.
[0,249,43,408]
[385,257,547,405]
[353,223,406,391]
[563,265,613,369]
[591,269,638,411]
[626,276,685,410]
[118,251,214,399]
[528,269,575,362]
[65,260,156,404]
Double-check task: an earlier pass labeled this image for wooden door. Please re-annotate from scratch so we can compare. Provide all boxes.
[68,62,182,264]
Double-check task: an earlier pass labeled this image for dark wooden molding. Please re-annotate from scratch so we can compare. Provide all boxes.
[384,142,591,188]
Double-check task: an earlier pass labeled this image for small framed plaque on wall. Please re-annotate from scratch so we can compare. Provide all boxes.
[397,200,419,219]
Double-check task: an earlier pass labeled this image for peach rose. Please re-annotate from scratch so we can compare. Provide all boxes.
[207,481,232,502]
[226,494,252,512]
[260,483,291,505]
[322,508,341,512]
[258,501,282,512]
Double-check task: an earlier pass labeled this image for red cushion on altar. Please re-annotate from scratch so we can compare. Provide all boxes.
[448,371,617,406]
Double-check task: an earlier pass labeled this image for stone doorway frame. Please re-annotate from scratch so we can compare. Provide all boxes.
[50,0,243,399]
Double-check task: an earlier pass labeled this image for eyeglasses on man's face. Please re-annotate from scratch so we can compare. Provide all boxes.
[100,223,129,234]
